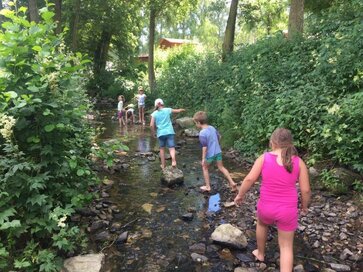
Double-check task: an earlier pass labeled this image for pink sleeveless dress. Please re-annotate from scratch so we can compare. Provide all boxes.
[257,152,300,231]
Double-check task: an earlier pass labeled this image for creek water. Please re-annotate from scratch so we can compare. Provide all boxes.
[95,112,335,272]
[97,112,249,271]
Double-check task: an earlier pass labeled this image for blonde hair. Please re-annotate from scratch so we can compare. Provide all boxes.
[270,128,298,173]
[193,111,208,125]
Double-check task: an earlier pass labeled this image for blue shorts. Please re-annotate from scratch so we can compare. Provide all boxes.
[158,134,175,148]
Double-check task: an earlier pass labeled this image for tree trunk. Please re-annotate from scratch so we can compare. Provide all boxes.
[54,0,62,34]
[94,30,112,75]
[0,0,3,24]
[28,0,40,23]
[288,0,304,39]
[148,6,156,91]
[71,0,81,51]
[222,0,238,61]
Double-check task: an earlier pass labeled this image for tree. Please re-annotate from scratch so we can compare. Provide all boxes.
[288,0,304,39]
[54,0,62,34]
[222,0,238,60]
[28,0,40,22]
[70,0,81,51]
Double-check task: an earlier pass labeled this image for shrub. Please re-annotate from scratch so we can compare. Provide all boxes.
[0,6,96,271]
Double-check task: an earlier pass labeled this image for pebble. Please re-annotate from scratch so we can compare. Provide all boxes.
[329,263,351,272]
[191,253,208,263]
[293,264,304,272]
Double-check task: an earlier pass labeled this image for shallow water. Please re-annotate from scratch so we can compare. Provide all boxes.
[98,113,245,271]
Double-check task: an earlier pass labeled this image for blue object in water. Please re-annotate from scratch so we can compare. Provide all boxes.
[208,193,221,212]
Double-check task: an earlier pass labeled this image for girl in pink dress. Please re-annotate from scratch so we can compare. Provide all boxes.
[234,128,311,272]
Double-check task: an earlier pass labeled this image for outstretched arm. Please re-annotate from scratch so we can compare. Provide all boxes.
[172,108,186,113]
[234,155,264,205]
[299,159,311,215]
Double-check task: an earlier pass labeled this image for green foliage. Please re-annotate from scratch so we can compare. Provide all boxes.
[0,6,96,271]
[319,169,348,194]
[93,139,129,167]
[156,0,363,178]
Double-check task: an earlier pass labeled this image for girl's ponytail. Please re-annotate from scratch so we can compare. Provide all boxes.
[281,145,298,173]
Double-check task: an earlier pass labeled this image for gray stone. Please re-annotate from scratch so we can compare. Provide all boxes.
[90,220,108,233]
[110,222,122,232]
[211,224,248,249]
[235,253,253,262]
[331,168,362,190]
[191,253,208,263]
[176,117,195,128]
[116,231,128,247]
[235,268,256,272]
[329,263,351,272]
[339,248,353,260]
[76,208,96,217]
[181,213,194,221]
[184,128,199,137]
[293,264,304,272]
[309,167,320,178]
[161,166,184,187]
[189,243,206,254]
[94,231,111,242]
[322,269,336,272]
[62,254,104,272]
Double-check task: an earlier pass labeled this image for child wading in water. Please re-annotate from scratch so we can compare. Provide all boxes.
[136,86,146,125]
[193,111,237,193]
[150,98,185,169]
[234,128,311,272]
[117,95,125,126]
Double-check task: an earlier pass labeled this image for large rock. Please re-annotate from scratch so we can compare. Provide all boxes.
[211,224,248,249]
[176,117,195,128]
[331,168,362,189]
[62,254,104,272]
[161,166,184,187]
[184,128,199,137]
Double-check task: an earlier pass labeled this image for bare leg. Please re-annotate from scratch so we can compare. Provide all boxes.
[278,230,294,272]
[169,147,176,167]
[132,113,135,124]
[253,218,268,262]
[216,161,237,191]
[159,148,166,169]
[138,107,142,123]
[141,107,145,124]
[201,163,211,191]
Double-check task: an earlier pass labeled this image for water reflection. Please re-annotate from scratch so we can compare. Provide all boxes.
[208,193,221,212]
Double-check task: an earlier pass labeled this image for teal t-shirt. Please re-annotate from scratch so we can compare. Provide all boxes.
[151,108,175,137]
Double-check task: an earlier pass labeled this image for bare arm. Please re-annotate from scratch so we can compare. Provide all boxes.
[299,159,311,214]
[202,146,207,166]
[172,108,186,113]
[234,155,264,205]
[150,116,156,137]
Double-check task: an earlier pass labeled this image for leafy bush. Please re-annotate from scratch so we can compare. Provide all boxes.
[0,7,96,271]
[156,0,363,176]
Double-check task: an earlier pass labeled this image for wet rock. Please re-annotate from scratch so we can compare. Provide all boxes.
[147,156,156,161]
[102,179,114,186]
[313,240,320,248]
[181,213,194,221]
[62,253,104,272]
[110,222,122,232]
[191,253,208,263]
[121,163,130,169]
[309,167,320,178]
[94,231,111,242]
[176,117,195,128]
[339,248,353,260]
[211,223,248,249]
[90,220,108,233]
[235,253,253,263]
[322,269,336,272]
[184,128,199,137]
[116,231,128,247]
[329,263,351,272]
[161,166,184,187]
[234,268,258,272]
[101,191,110,198]
[189,243,206,254]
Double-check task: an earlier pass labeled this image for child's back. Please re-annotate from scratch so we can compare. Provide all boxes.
[260,152,300,205]
[199,125,221,159]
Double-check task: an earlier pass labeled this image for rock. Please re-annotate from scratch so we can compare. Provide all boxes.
[110,222,122,232]
[181,213,194,221]
[211,223,248,249]
[190,253,208,263]
[313,240,320,248]
[293,264,304,272]
[176,117,195,128]
[94,231,111,242]
[339,248,353,260]
[116,231,128,246]
[331,168,362,190]
[161,166,184,187]
[223,201,236,208]
[102,179,114,186]
[322,269,336,272]
[309,167,320,178]
[184,128,199,137]
[235,268,257,272]
[101,191,110,198]
[235,253,253,262]
[62,254,104,272]
[76,208,96,217]
[189,243,206,254]
[90,220,108,233]
[329,263,351,272]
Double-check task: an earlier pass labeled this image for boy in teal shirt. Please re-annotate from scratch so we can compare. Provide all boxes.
[150,98,185,169]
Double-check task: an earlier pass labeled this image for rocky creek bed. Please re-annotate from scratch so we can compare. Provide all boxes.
[64,115,362,272]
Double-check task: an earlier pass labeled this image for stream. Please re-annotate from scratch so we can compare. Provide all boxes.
[87,111,362,272]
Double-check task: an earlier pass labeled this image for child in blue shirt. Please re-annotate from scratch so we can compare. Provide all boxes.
[150,98,185,169]
[193,111,237,193]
